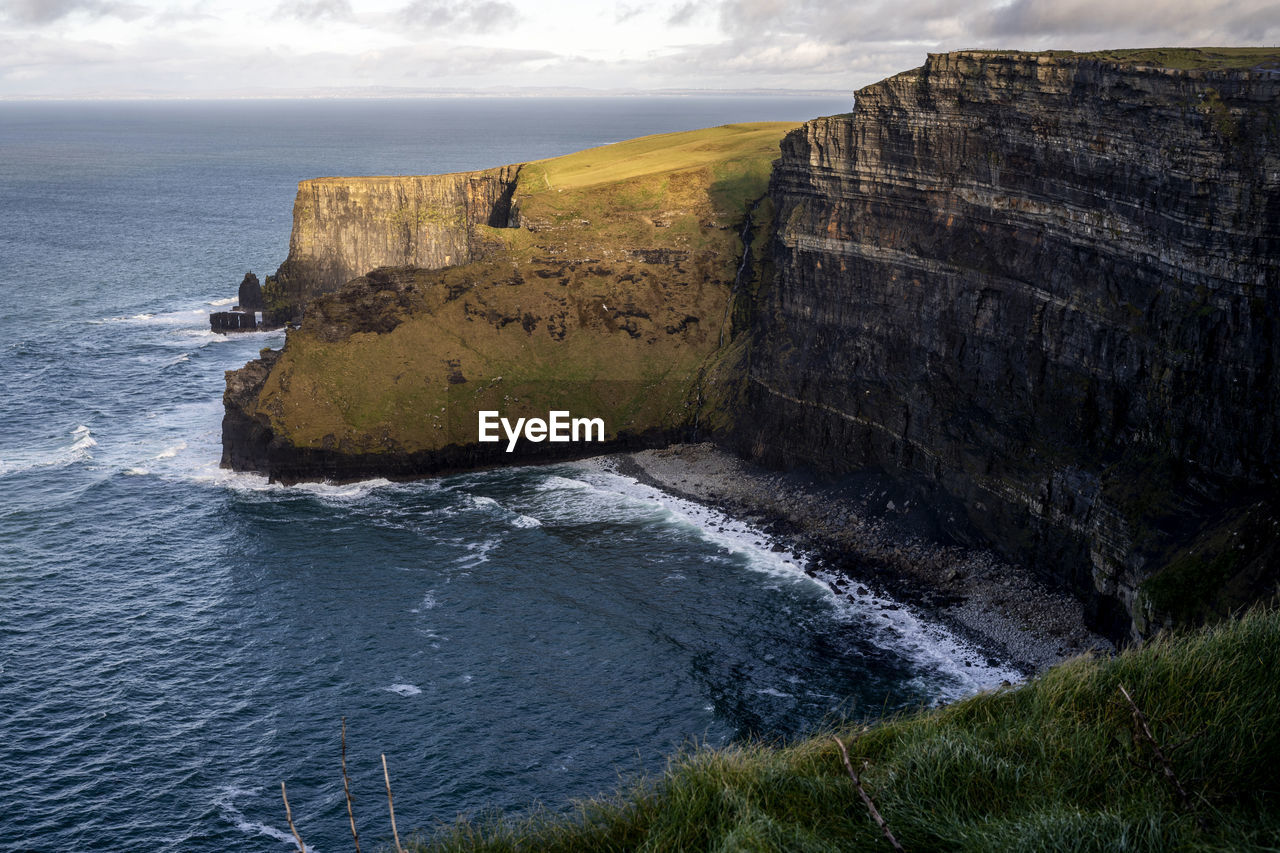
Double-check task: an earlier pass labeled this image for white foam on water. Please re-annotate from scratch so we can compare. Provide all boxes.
[208,297,238,306]
[557,467,806,579]
[520,471,672,528]
[564,463,1024,697]
[756,687,791,698]
[454,537,499,569]
[459,490,544,529]
[0,424,100,477]
[535,474,593,492]
[214,787,320,853]
[155,441,186,460]
[385,683,422,696]
[290,478,399,502]
[176,456,405,503]
[167,458,276,492]
[177,328,222,341]
[179,326,281,345]
[124,467,149,476]
[91,308,208,327]
[70,424,96,450]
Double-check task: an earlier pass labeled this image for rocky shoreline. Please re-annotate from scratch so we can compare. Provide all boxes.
[591,442,1113,676]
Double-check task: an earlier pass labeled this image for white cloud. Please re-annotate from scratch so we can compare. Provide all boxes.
[273,0,354,22]
[1,0,144,25]
[977,0,1280,43]
[395,0,520,33]
[1,0,1276,97]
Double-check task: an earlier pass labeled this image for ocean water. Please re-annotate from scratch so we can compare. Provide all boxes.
[0,97,1019,852]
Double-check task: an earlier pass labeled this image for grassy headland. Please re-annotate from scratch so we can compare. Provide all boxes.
[407,609,1280,851]
[250,122,796,457]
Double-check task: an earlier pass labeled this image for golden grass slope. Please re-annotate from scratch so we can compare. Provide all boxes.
[250,122,800,456]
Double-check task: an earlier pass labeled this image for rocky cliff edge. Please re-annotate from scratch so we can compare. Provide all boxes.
[738,49,1280,640]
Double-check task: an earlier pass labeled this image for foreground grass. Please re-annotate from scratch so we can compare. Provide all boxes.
[408,609,1280,852]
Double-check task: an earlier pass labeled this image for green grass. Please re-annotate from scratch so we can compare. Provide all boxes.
[962,47,1280,71]
[529,123,799,192]
[1079,47,1280,71]
[405,608,1280,851]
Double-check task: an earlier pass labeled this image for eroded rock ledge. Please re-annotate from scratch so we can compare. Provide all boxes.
[263,165,521,324]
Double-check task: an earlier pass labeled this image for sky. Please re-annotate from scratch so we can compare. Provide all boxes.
[1,0,1277,98]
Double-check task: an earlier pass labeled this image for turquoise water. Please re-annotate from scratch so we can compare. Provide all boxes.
[0,97,1017,851]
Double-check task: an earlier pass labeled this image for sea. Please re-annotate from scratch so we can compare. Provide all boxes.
[0,97,1020,852]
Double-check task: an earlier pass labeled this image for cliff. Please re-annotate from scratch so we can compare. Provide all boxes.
[223,49,1280,641]
[223,123,793,482]
[262,165,520,323]
[735,49,1280,639]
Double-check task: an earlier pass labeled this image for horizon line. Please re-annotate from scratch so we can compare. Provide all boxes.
[0,87,853,103]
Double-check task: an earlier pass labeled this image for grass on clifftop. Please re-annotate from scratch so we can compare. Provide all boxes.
[528,123,795,193]
[402,609,1280,852]
[966,47,1280,71]
[1079,47,1280,71]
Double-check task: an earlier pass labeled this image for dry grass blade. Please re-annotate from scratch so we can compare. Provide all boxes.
[342,717,361,853]
[1117,683,1192,808]
[280,781,307,853]
[383,753,405,853]
[833,736,904,852]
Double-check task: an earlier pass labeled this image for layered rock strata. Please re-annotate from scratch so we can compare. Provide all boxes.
[738,51,1280,639]
[263,165,520,323]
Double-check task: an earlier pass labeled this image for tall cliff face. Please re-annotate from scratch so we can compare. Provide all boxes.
[739,51,1280,639]
[264,165,520,322]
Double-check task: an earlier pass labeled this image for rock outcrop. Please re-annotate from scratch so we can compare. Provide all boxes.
[237,272,263,312]
[735,50,1280,639]
[262,165,520,324]
[210,310,257,333]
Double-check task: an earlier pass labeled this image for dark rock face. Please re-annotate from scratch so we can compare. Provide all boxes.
[237,272,263,312]
[210,310,257,333]
[262,165,522,324]
[734,51,1280,640]
[221,347,281,471]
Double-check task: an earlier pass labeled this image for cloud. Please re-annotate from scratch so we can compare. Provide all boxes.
[651,0,1280,92]
[273,0,354,22]
[615,3,642,23]
[4,0,1275,98]
[396,0,520,33]
[0,31,117,72]
[715,0,967,42]
[977,0,1280,43]
[1,0,143,25]
[667,1,703,26]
